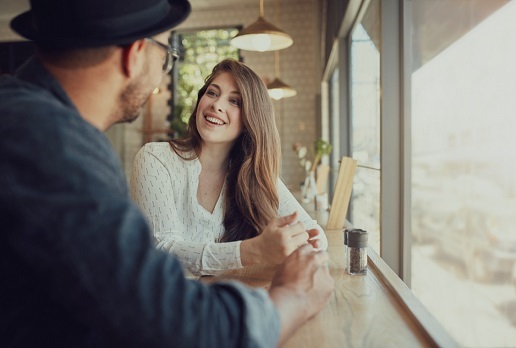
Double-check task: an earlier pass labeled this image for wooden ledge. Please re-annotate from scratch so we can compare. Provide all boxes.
[368,246,458,348]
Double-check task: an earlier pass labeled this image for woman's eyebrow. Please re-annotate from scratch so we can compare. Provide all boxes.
[210,83,240,95]
[209,83,221,91]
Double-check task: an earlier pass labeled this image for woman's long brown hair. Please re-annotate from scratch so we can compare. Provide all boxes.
[169,59,280,242]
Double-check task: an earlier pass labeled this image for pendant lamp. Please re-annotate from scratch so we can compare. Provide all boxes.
[267,51,297,100]
[231,0,293,52]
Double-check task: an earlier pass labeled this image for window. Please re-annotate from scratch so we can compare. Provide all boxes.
[169,28,240,138]
[329,67,340,194]
[407,1,516,346]
[349,0,381,253]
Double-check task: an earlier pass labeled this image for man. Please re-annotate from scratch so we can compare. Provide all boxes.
[0,0,334,347]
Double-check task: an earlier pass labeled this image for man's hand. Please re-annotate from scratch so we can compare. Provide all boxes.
[268,244,334,346]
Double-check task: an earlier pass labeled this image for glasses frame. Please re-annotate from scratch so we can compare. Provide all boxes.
[145,37,179,74]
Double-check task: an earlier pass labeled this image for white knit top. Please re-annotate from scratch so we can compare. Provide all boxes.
[130,142,328,276]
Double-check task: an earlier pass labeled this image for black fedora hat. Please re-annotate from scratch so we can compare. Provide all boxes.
[10,0,191,48]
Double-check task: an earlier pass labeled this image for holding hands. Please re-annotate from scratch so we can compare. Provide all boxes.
[240,212,335,345]
[269,244,334,345]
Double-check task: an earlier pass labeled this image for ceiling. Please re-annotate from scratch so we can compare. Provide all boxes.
[0,0,271,42]
[0,0,283,19]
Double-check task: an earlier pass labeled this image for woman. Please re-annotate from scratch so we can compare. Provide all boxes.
[130,59,328,276]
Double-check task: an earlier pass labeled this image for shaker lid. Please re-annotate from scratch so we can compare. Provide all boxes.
[347,229,368,248]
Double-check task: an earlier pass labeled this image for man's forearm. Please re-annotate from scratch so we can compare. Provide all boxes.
[268,287,311,346]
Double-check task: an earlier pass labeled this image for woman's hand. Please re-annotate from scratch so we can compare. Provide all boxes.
[240,212,319,265]
[307,228,322,249]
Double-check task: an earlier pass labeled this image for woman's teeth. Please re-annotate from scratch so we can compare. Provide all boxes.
[206,116,225,125]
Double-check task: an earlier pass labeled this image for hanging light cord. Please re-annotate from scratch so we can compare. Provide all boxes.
[275,51,280,78]
[274,0,280,77]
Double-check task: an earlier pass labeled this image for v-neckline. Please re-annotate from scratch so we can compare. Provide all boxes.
[193,159,226,216]
[196,181,225,216]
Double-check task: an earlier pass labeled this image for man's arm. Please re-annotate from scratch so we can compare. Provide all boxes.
[269,244,334,346]
[1,109,280,347]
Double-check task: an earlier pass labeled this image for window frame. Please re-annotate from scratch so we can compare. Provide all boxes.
[322,0,408,280]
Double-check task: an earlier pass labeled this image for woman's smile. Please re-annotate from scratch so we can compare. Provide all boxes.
[204,114,226,126]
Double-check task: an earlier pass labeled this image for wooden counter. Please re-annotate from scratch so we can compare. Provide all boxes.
[201,229,457,347]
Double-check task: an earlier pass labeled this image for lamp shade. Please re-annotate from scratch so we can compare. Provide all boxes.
[267,77,297,100]
[231,16,293,52]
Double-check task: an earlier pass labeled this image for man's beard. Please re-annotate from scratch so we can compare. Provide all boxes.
[116,68,154,124]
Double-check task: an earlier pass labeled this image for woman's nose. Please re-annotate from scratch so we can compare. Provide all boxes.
[212,100,224,112]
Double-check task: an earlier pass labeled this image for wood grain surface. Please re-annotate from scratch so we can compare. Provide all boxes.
[200,230,457,348]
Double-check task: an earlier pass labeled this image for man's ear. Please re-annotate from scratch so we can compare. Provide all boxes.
[121,39,146,78]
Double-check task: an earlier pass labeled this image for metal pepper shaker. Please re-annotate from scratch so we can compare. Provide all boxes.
[346,229,368,275]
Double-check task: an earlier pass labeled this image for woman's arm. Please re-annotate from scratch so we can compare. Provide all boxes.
[130,144,243,275]
[276,179,329,250]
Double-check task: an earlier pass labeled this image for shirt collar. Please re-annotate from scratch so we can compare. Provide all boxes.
[15,56,77,112]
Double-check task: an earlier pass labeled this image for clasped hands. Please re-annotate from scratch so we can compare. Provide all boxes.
[265,213,334,345]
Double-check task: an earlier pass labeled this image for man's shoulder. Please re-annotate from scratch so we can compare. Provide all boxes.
[0,75,51,106]
[1,75,90,128]
[0,77,113,173]
[0,76,75,126]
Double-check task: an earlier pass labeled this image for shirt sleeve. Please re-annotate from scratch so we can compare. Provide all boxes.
[277,178,329,250]
[130,145,243,275]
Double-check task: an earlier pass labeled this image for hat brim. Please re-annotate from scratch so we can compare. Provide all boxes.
[10,1,191,48]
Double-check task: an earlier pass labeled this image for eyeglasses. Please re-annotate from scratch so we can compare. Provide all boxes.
[145,38,179,74]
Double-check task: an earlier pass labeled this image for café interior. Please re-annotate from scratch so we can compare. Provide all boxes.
[1,0,516,346]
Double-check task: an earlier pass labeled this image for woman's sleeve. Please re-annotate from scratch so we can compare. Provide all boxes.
[130,145,243,275]
[276,179,328,251]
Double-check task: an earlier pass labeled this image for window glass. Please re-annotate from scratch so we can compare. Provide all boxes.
[349,0,381,253]
[329,68,340,197]
[408,1,516,346]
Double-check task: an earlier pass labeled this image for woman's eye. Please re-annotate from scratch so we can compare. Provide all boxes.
[230,99,241,107]
[206,90,217,97]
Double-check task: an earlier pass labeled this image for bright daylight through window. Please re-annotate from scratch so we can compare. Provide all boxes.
[409,1,516,346]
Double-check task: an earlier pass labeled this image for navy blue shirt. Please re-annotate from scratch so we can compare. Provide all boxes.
[0,57,279,347]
